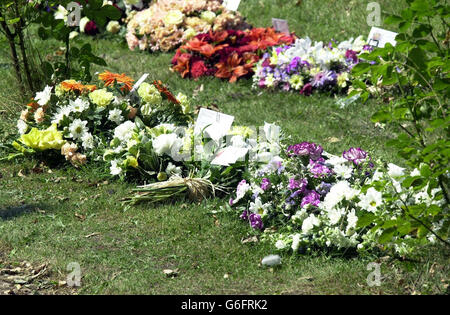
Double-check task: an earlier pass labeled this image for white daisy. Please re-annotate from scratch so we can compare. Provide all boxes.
[68,119,89,140]
[108,108,124,125]
[17,119,28,135]
[35,85,52,106]
[358,187,383,213]
[81,133,94,150]
[69,98,90,113]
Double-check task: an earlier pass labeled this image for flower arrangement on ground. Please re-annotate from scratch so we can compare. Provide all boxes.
[126,0,250,52]
[229,142,447,255]
[172,28,296,82]
[11,71,193,169]
[252,36,372,96]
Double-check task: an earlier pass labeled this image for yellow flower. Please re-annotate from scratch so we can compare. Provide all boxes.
[138,82,162,105]
[337,72,350,88]
[163,10,184,26]
[19,124,65,151]
[89,89,114,107]
[229,126,255,138]
[200,11,216,24]
[106,21,121,34]
[183,27,197,40]
[124,156,139,169]
[289,75,304,90]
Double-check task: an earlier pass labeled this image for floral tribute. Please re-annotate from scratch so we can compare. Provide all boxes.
[12,71,193,171]
[252,36,372,95]
[229,142,446,255]
[126,0,250,52]
[172,28,296,82]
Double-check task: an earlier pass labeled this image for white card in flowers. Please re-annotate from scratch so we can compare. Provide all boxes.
[211,146,248,166]
[223,0,241,11]
[194,108,234,142]
[367,27,398,48]
[272,18,290,34]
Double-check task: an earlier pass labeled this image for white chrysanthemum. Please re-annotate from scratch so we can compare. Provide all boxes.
[346,209,358,231]
[328,208,345,225]
[322,181,359,210]
[114,121,135,143]
[166,162,182,177]
[69,98,90,113]
[110,160,122,176]
[358,187,383,213]
[387,163,405,180]
[17,119,28,135]
[108,108,124,125]
[333,163,353,179]
[152,133,180,156]
[302,214,320,234]
[81,133,94,150]
[68,119,89,140]
[275,240,287,250]
[35,85,52,106]
[291,233,301,251]
[51,106,72,125]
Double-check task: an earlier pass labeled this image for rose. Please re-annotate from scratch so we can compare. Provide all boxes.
[138,82,162,104]
[163,10,184,26]
[200,11,216,24]
[106,21,121,34]
[84,21,99,36]
[152,133,180,156]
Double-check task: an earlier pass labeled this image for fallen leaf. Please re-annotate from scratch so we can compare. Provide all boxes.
[163,269,179,278]
[298,276,314,282]
[74,213,86,221]
[18,170,26,178]
[241,236,259,244]
[326,137,341,143]
[85,232,100,238]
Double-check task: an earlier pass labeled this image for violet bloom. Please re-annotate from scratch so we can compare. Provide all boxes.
[240,210,249,220]
[262,58,271,67]
[343,147,368,165]
[309,160,333,178]
[287,56,301,73]
[317,182,332,196]
[300,190,321,208]
[288,178,308,192]
[308,143,323,161]
[287,142,323,161]
[345,50,358,63]
[312,70,337,88]
[249,213,264,230]
[300,83,313,96]
[261,178,271,191]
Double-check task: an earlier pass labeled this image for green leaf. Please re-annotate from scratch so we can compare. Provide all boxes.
[378,227,396,244]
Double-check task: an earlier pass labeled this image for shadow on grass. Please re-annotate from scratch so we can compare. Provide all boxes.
[0,204,35,220]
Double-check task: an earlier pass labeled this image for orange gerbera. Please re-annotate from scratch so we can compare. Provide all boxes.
[153,80,180,105]
[98,70,134,91]
[215,52,254,83]
[60,80,97,93]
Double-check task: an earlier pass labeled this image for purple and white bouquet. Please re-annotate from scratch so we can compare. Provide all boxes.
[252,36,372,96]
[229,140,447,255]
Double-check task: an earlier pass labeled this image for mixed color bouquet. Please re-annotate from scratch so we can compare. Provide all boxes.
[229,142,446,255]
[252,36,372,96]
[172,28,296,82]
[11,71,193,171]
[125,0,250,52]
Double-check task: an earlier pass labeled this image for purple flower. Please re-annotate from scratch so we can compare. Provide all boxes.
[309,160,333,178]
[317,182,332,196]
[287,142,323,161]
[312,71,337,88]
[345,49,358,63]
[287,56,301,73]
[249,213,264,230]
[301,190,321,208]
[262,58,271,67]
[229,198,234,206]
[261,178,271,191]
[343,147,368,165]
[288,178,308,192]
[240,210,249,220]
[299,83,313,96]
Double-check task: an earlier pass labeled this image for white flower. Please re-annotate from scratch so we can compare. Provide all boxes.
[275,240,287,250]
[79,17,90,33]
[328,208,345,225]
[110,160,122,176]
[346,209,358,231]
[302,214,320,234]
[68,119,89,140]
[322,181,358,210]
[54,5,68,21]
[263,122,281,143]
[81,133,94,150]
[35,85,52,106]
[333,163,353,179]
[291,209,308,224]
[17,119,28,135]
[166,162,182,177]
[51,106,72,125]
[358,187,383,213]
[291,234,301,251]
[388,163,405,179]
[153,133,180,156]
[249,197,270,217]
[114,121,135,143]
[108,108,124,125]
[69,98,90,113]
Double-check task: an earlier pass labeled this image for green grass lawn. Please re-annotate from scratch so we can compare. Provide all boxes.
[0,0,448,294]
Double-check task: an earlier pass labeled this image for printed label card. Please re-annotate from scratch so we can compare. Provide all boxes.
[367,27,398,48]
[194,108,234,142]
[272,18,290,34]
[223,0,241,11]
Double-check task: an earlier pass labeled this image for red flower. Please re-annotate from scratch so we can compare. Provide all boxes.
[173,53,192,78]
[84,21,99,36]
[191,60,208,79]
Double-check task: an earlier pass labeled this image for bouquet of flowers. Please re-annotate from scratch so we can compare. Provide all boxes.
[125,0,250,52]
[48,0,151,37]
[172,28,296,82]
[229,142,447,255]
[252,36,372,96]
[10,71,193,169]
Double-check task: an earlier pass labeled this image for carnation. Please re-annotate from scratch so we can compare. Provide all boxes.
[138,82,162,104]
[108,108,124,125]
[152,133,180,156]
[114,121,136,143]
[89,89,114,107]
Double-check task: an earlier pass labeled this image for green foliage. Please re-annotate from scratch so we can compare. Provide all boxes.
[350,0,449,248]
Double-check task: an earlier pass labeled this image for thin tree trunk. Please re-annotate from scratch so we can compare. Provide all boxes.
[13,0,33,92]
[0,20,25,94]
